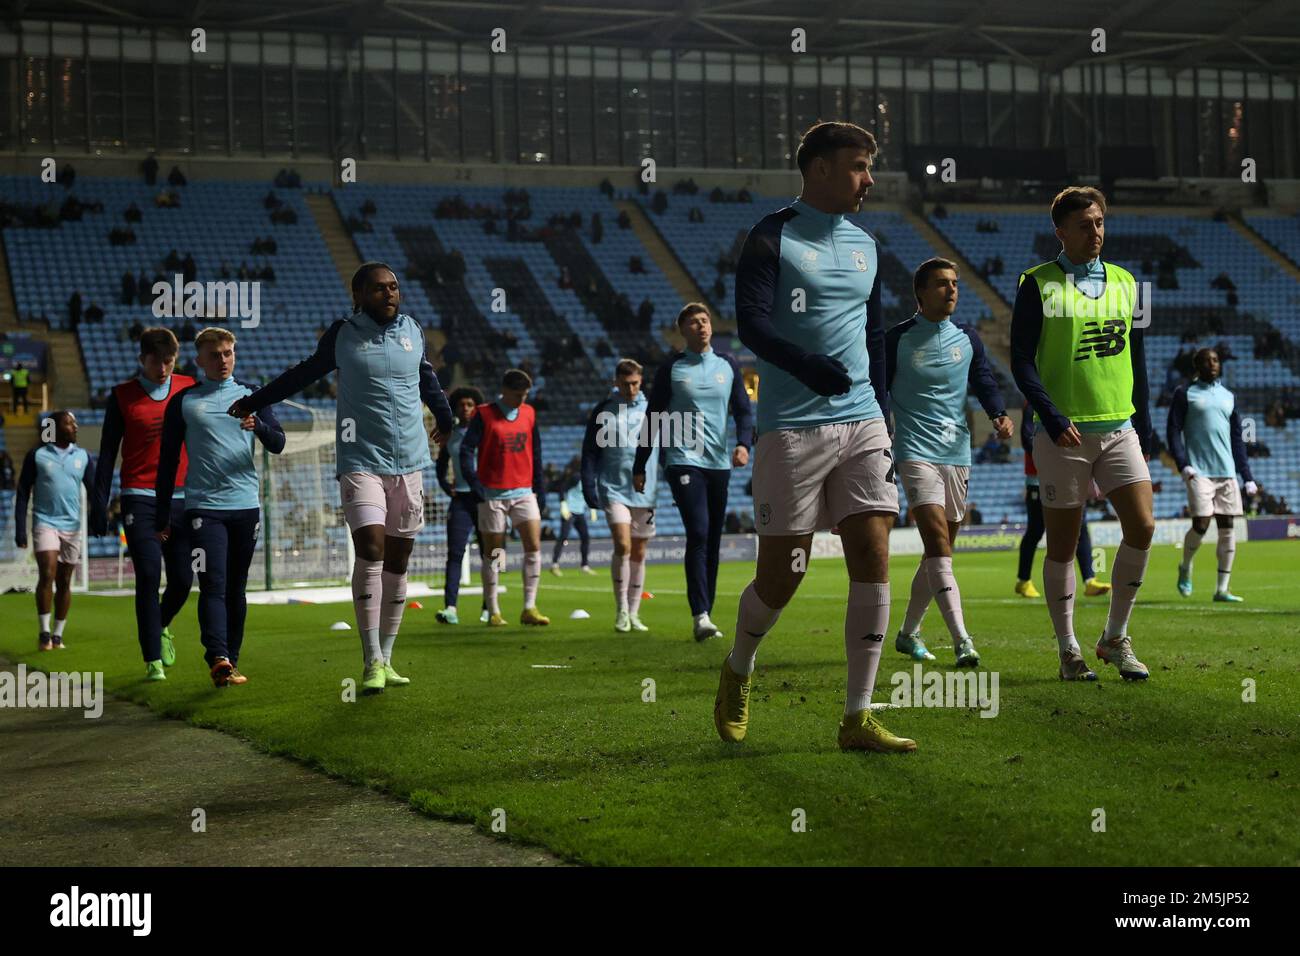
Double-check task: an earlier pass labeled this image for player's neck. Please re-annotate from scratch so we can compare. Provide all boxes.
[918,309,950,325]
[797,192,849,217]
[1058,249,1099,268]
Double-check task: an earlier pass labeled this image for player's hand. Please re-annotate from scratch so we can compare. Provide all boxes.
[993,415,1013,440]
[1181,465,1199,480]
[1244,480,1258,496]
[240,414,257,431]
[732,445,749,468]
[560,501,572,520]
[14,537,26,550]
[796,353,852,397]
[227,398,252,418]
[1055,425,1082,448]
[430,426,447,446]
[590,508,599,522]
[633,473,646,493]
[157,526,171,543]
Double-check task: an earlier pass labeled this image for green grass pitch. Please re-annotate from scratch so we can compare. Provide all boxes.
[2,541,1297,866]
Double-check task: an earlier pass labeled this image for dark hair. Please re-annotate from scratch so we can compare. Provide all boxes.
[1050,186,1107,227]
[795,121,878,175]
[449,386,485,409]
[138,327,179,359]
[614,358,643,378]
[913,257,960,304]
[502,368,532,391]
[350,261,396,307]
[676,302,710,329]
[1193,347,1219,375]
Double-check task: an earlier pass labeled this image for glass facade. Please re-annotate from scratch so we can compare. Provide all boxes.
[2,21,1298,177]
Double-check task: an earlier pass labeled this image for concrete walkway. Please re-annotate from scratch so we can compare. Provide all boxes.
[0,661,560,867]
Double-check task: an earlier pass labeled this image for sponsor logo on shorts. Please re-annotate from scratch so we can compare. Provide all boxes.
[124,514,134,526]
[1045,484,1056,501]
[191,517,202,529]
[679,474,690,486]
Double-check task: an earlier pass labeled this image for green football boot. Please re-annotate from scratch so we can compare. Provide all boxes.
[954,636,981,668]
[160,626,177,666]
[436,607,460,625]
[383,662,410,686]
[361,660,387,695]
[145,660,167,681]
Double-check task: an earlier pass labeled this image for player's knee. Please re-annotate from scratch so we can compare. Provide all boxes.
[1192,517,1211,534]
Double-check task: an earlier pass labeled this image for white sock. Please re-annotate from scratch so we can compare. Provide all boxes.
[1180,526,1204,572]
[727,582,781,676]
[39,612,52,633]
[351,558,383,660]
[1043,558,1079,655]
[924,555,970,647]
[380,570,407,662]
[612,552,630,613]
[844,581,890,715]
[901,561,930,636]
[1216,527,1236,593]
[523,550,541,609]
[1104,542,1150,641]
[628,559,646,617]
[482,551,500,614]
[52,618,67,638]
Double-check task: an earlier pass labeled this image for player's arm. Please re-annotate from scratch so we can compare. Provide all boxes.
[458,413,486,499]
[963,325,1008,421]
[1019,401,1034,451]
[434,443,455,497]
[725,354,755,450]
[1229,407,1255,485]
[418,341,456,438]
[90,392,125,533]
[1166,385,1190,473]
[531,423,545,499]
[14,448,36,548]
[1010,275,1072,441]
[735,218,850,396]
[252,401,287,455]
[866,270,889,420]
[884,320,905,396]
[633,361,673,478]
[230,319,341,416]
[82,454,97,504]
[154,388,191,531]
[580,402,603,509]
[1129,322,1153,457]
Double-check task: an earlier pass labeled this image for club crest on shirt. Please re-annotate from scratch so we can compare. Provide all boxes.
[852,249,868,271]
[399,336,413,352]
[951,346,963,363]
[799,250,819,273]
[714,372,726,384]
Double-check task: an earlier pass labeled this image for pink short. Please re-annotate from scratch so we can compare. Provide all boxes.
[33,526,82,565]
[338,471,425,538]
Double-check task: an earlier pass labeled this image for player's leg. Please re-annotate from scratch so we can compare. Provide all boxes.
[1016,485,1044,597]
[122,496,166,674]
[480,525,506,624]
[438,496,472,623]
[51,552,75,648]
[1098,470,1155,680]
[1078,520,1111,596]
[223,509,259,680]
[898,504,942,660]
[1179,474,1213,596]
[516,494,548,625]
[341,473,390,693]
[376,472,424,684]
[575,512,592,572]
[472,515,489,620]
[608,517,632,631]
[550,514,571,573]
[702,468,729,626]
[33,546,57,650]
[158,495,193,665]
[1212,511,1242,602]
[192,511,235,686]
[666,465,715,639]
[627,532,650,631]
[915,498,978,666]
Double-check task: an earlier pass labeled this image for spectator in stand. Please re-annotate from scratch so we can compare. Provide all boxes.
[181,252,197,284]
[688,206,704,223]
[591,212,604,245]
[128,320,145,342]
[558,266,573,290]
[736,187,752,203]
[263,191,282,211]
[616,209,631,229]
[67,291,83,327]
[124,201,142,223]
[121,271,137,306]
[61,163,76,190]
[599,178,614,199]
[137,270,151,306]
[361,198,377,217]
[651,190,669,215]
[84,302,105,324]
[710,186,724,203]
[166,165,187,187]
[141,153,159,186]
[0,451,14,490]
[629,256,645,275]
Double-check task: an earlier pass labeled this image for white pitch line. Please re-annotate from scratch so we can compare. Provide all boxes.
[530,664,572,669]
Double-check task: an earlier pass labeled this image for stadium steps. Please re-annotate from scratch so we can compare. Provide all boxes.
[305,193,362,292]
[902,206,1012,365]
[1229,211,1300,281]
[615,200,721,336]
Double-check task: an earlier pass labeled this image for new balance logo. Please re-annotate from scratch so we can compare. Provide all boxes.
[1060,593,1074,601]
[505,433,527,452]
[938,586,953,594]
[862,633,884,643]
[1073,319,1127,361]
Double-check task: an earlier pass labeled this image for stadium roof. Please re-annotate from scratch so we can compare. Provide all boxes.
[7,0,1300,71]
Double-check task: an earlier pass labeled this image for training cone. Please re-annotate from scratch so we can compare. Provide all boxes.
[407,600,424,610]
[642,591,654,600]
[329,621,351,631]
[287,598,315,605]
[569,608,590,620]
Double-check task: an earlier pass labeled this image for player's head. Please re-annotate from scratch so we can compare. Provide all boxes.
[614,358,643,402]
[796,121,877,214]
[351,261,400,322]
[1194,347,1221,382]
[45,409,76,445]
[195,327,237,382]
[449,385,484,424]
[1051,186,1107,264]
[500,368,532,409]
[676,303,712,353]
[138,327,180,384]
[913,257,960,320]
